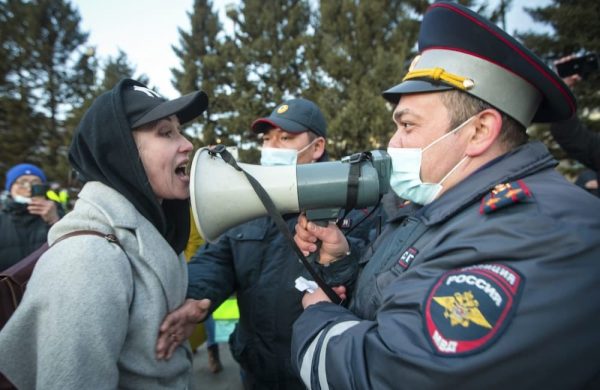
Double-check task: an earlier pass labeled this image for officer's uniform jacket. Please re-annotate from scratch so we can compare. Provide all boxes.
[292,141,600,389]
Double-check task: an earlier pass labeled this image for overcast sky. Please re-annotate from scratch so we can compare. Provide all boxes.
[74,0,551,99]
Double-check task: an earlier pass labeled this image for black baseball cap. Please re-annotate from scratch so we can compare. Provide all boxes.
[122,80,208,128]
[251,98,327,137]
[382,1,576,127]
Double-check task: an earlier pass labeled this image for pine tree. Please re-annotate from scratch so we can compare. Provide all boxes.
[217,0,313,162]
[308,0,427,158]
[26,0,89,181]
[0,0,46,174]
[0,0,90,184]
[99,50,149,92]
[171,0,226,148]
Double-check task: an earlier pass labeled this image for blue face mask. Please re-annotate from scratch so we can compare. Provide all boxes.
[260,139,316,166]
[387,116,473,205]
[260,148,299,166]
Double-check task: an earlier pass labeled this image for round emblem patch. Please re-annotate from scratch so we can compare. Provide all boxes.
[424,263,524,356]
[277,104,289,114]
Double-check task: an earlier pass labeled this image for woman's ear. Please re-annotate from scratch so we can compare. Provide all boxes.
[465,109,503,157]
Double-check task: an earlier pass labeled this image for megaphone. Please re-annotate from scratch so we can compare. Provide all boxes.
[190,146,391,242]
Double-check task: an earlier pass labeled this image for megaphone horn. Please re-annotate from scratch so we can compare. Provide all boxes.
[190,147,391,242]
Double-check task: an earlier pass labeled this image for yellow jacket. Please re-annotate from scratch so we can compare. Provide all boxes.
[184,208,204,261]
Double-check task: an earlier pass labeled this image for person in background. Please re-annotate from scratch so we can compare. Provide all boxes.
[549,54,600,194]
[0,79,208,388]
[157,98,380,389]
[575,168,599,196]
[291,2,600,389]
[0,190,9,210]
[0,163,63,271]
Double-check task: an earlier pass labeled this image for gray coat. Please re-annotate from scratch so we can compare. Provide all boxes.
[292,141,600,389]
[0,181,192,389]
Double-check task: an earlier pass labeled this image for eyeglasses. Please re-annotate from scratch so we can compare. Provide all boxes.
[14,178,43,188]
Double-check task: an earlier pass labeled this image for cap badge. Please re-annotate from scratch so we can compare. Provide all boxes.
[462,79,475,89]
[403,67,474,91]
[277,104,289,114]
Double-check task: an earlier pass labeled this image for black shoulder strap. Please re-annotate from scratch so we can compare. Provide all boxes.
[340,152,364,224]
[52,230,123,249]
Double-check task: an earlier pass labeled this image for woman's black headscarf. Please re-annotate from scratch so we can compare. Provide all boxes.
[69,79,207,254]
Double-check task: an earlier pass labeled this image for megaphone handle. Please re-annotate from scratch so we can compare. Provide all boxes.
[297,218,344,305]
[306,220,328,265]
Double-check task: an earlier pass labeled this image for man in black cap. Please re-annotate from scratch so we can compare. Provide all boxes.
[291,2,600,389]
[157,98,379,389]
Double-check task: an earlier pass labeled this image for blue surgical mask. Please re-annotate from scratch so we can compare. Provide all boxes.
[260,148,299,166]
[260,139,317,166]
[388,116,473,205]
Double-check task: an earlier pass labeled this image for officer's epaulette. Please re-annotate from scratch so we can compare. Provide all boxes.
[479,180,531,215]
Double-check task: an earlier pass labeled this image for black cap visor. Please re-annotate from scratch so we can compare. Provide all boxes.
[251,116,308,134]
[132,91,208,128]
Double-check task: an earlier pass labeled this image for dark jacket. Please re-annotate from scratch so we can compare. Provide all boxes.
[0,200,60,271]
[187,209,379,389]
[550,116,600,174]
[292,141,600,389]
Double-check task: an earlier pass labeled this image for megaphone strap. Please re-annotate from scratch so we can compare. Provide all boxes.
[208,144,242,171]
[339,152,371,228]
[206,145,344,306]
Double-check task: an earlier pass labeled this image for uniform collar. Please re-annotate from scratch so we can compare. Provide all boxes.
[418,141,556,225]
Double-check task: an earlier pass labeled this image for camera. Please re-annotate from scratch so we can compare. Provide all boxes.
[30,184,49,198]
[555,53,599,78]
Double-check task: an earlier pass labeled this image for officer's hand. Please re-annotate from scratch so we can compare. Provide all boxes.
[28,198,60,225]
[294,214,350,265]
[156,298,211,360]
[302,286,347,309]
[554,55,582,89]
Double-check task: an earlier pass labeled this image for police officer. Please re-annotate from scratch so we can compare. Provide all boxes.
[156,98,379,389]
[292,2,600,389]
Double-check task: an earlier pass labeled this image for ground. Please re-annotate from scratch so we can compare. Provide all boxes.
[191,342,243,390]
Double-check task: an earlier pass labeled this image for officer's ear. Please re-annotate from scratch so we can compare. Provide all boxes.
[310,136,326,162]
[465,109,502,157]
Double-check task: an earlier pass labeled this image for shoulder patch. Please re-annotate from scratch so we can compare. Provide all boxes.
[479,180,531,215]
[398,247,418,269]
[424,263,524,356]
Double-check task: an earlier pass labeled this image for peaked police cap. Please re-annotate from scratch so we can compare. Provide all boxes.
[382,1,576,127]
